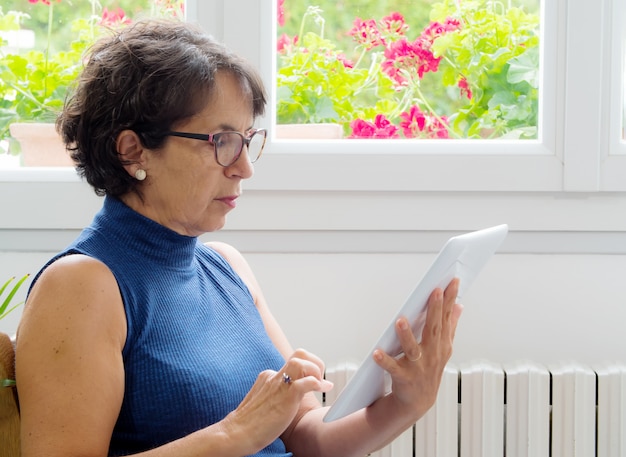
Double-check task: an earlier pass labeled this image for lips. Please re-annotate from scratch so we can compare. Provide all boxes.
[217,195,238,209]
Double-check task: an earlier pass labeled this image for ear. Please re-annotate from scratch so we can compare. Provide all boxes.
[116,130,145,177]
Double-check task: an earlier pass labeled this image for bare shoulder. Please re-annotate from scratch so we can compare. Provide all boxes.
[19,253,126,348]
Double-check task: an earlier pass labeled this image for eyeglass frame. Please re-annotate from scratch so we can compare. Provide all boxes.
[164,128,267,167]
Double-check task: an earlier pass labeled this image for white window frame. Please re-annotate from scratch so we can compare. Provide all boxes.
[199,0,625,193]
[604,0,626,188]
[216,0,562,192]
[2,0,626,234]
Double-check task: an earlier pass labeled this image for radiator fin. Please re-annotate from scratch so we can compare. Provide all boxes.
[323,360,626,457]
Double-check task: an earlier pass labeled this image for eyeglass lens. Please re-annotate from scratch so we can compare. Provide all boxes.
[216,131,265,166]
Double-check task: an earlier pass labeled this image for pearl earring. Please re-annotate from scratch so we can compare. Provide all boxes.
[135,169,147,181]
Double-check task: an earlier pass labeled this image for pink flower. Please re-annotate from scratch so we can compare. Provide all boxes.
[99,7,132,27]
[380,12,409,39]
[154,0,185,16]
[277,33,298,53]
[349,114,399,139]
[430,116,450,139]
[278,0,285,27]
[348,18,386,50]
[28,0,58,4]
[400,106,450,139]
[400,105,427,137]
[382,38,441,85]
[420,18,461,45]
[458,76,472,100]
[337,53,354,69]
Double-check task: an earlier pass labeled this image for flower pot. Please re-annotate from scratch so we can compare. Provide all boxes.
[275,123,343,139]
[9,123,73,167]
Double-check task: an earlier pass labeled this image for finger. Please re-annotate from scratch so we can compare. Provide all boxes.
[442,278,460,320]
[395,317,422,362]
[420,287,444,345]
[447,302,464,342]
[282,352,333,392]
[290,348,326,380]
[279,369,334,393]
[372,348,404,378]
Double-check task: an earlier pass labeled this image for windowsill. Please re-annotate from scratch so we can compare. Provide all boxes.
[0,167,79,182]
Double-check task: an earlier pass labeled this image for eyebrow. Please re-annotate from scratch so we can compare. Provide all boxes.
[216,123,254,133]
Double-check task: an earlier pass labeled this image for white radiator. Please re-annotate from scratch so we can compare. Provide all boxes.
[323,360,626,457]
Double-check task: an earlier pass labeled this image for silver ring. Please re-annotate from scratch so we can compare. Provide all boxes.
[282,373,292,384]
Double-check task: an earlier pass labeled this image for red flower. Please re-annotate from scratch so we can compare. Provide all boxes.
[337,53,354,69]
[278,0,285,27]
[349,114,399,139]
[381,17,461,87]
[277,33,298,53]
[420,18,461,45]
[458,76,472,100]
[400,106,450,139]
[382,38,441,85]
[380,12,409,40]
[348,17,386,50]
[429,116,450,139]
[99,7,132,27]
[400,105,427,137]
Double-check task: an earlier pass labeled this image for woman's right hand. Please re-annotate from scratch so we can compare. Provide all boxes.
[220,348,334,454]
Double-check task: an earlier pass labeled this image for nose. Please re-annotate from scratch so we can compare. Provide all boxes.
[226,145,254,179]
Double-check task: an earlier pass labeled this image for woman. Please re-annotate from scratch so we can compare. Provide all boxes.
[15,19,462,457]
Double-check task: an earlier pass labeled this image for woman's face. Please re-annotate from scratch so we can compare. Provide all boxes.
[127,72,257,237]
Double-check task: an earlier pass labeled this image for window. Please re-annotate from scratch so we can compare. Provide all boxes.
[0,0,185,168]
[1,0,625,236]
[217,0,560,192]
[207,0,626,193]
[275,1,541,142]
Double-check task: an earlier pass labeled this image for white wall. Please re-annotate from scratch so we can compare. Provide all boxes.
[2,202,626,368]
[245,252,626,367]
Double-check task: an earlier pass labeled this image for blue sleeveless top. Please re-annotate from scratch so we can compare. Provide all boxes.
[36,196,291,456]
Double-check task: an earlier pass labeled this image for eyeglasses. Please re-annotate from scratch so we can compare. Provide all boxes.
[165,128,267,167]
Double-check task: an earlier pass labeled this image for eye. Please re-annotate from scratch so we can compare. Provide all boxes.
[213,135,227,148]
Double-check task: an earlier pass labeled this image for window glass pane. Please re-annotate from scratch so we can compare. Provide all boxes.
[0,0,185,168]
[276,0,541,140]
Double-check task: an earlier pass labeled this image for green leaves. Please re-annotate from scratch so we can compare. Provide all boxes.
[429,0,540,138]
[0,9,90,142]
[277,30,369,128]
[0,274,29,321]
[277,0,541,139]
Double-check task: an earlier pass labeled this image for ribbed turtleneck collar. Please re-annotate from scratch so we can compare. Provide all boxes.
[90,196,199,270]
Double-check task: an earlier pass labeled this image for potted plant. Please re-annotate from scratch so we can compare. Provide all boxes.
[0,0,184,167]
[276,0,540,140]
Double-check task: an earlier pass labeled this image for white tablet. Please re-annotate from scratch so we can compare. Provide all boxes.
[323,224,508,422]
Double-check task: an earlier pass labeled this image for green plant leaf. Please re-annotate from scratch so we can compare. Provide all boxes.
[0,274,29,319]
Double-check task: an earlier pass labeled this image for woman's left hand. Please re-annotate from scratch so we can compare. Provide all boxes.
[372,277,462,419]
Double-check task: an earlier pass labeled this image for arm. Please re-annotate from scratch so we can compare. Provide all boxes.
[17,255,128,456]
[209,241,462,457]
[17,254,330,457]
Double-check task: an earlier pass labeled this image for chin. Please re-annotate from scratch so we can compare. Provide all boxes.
[207,219,227,233]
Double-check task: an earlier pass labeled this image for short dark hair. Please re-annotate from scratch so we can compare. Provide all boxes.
[57,19,267,197]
